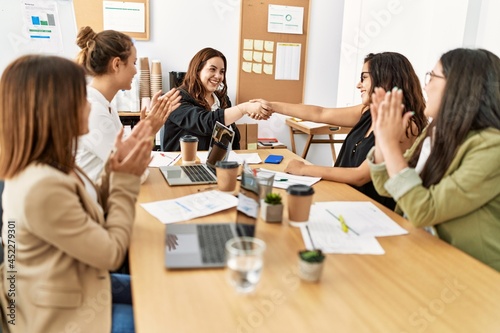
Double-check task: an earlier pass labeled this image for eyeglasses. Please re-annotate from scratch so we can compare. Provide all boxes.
[424,71,445,85]
[360,71,370,83]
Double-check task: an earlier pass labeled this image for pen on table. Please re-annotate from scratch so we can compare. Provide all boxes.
[275,178,288,182]
[325,209,359,235]
[160,153,172,159]
[167,154,181,166]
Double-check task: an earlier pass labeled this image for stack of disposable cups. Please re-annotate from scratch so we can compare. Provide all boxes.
[139,57,151,110]
[150,60,163,97]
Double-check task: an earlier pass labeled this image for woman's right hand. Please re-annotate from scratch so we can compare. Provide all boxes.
[244,99,273,120]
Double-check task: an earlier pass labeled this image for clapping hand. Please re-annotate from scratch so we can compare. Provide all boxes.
[140,88,181,133]
[110,121,154,176]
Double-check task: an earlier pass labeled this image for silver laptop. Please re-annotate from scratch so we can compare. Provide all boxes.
[160,121,235,186]
[165,168,260,269]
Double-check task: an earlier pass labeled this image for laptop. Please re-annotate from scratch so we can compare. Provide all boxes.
[164,168,260,269]
[159,121,235,186]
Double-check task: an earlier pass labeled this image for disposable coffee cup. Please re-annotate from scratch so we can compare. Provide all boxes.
[215,161,239,192]
[286,184,314,227]
[180,135,199,165]
[207,141,228,167]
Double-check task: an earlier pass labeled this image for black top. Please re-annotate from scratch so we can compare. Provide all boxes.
[335,111,396,210]
[162,89,241,152]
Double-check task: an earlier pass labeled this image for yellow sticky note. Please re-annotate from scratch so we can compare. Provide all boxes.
[263,52,273,63]
[263,64,273,75]
[243,50,253,61]
[243,39,253,50]
[253,51,263,62]
[264,41,274,52]
[252,63,262,74]
[254,40,264,51]
[242,62,252,73]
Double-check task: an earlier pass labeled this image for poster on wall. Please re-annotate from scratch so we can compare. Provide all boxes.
[21,0,64,54]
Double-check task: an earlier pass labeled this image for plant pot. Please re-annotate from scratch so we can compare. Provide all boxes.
[298,260,324,282]
[260,202,283,222]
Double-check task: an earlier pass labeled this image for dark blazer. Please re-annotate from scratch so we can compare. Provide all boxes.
[162,89,241,152]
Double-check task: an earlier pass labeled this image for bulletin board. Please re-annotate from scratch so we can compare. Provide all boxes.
[236,0,310,104]
[73,0,150,40]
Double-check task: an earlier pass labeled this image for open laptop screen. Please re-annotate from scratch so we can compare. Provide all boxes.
[206,121,235,168]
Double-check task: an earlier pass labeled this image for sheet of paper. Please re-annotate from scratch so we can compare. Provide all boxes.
[149,152,181,167]
[103,1,145,33]
[300,222,385,255]
[255,168,321,189]
[22,0,64,53]
[297,120,334,129]
[313,202,408,237]
[268,5,304,34]
[197,151,262,165]
[140,190,238,224]
[275,43,301,80]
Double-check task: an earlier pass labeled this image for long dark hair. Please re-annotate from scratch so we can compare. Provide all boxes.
[365,52,427,138]
[411,48,500,187]
[180,47,229,110]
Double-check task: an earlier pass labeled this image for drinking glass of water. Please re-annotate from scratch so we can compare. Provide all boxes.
[225,237,266,293]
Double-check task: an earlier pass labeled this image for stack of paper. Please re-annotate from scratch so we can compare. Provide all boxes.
[300,202,408,255]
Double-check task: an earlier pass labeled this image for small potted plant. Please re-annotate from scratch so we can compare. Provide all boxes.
[298,249,326,282]
[260,192,283,222]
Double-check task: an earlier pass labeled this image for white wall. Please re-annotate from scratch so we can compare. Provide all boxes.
[133,0,346,166]
[336,0,470,107]
[1,0,498,165]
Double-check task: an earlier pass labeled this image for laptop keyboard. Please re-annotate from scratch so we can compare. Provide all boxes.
[197,224,234,264]
[180,165,216,183]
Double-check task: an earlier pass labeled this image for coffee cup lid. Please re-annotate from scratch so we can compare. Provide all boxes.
[286,184,314,196]
[215,161,239,169]
[180,135,199,142]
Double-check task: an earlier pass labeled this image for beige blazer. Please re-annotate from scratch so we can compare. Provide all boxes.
[0,163,140,333]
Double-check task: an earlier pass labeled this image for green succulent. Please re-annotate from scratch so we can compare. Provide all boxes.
[299,249,325,263]
[264,192,282,205]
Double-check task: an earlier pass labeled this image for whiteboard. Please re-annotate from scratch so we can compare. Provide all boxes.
[0,0,79,74]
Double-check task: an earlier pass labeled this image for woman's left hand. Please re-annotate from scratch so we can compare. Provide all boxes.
[284,159,305,175]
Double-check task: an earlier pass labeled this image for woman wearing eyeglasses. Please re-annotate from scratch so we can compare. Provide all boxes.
[369,48,500,271]
[260,52,427,209]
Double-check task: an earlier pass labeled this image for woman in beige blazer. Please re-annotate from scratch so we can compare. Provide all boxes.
[0,55,154,332]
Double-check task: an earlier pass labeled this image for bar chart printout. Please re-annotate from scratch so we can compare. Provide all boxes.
[22,0,64,53]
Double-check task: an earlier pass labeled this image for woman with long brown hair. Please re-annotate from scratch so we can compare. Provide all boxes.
[0,55,152,332]
[369,48,500,271]
[162,47,271,152]
[263,52,427,209]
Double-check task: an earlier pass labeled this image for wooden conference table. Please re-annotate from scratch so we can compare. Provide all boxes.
[130,149,500,333]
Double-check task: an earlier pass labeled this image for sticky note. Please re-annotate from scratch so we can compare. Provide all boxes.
[252,63,262,74]
[243,50,253,61]
[263,52,273,63]
[243,39,253,50]
[254,40,264,51]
